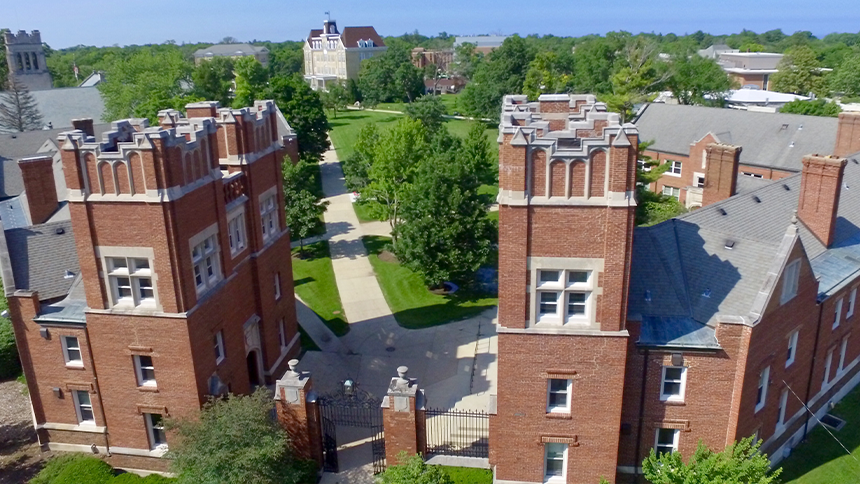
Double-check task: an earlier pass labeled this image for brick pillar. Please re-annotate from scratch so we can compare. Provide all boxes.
[275,359,323,468]
[382,366,425,466]
[797,155,847,247]
[835,112,860,158]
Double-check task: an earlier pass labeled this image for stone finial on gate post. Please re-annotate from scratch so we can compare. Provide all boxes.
[275,359,323,468]
[381,366,426,467]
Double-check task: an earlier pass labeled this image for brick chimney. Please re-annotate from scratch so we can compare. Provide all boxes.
[71,118,94,137]
[835,112,860,158]
[702,143,741,207]
[798,155,847,247]
[18,155,58,225]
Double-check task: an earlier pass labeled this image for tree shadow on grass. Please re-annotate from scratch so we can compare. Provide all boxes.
[392,299,497,330]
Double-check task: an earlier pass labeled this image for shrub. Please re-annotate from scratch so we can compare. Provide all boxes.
[111,474,144,483]
[0,316,21,380]
[442,466,493,484]
[30,454,113,484]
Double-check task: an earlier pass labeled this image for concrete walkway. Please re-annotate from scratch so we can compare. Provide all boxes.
[293,141,498,482]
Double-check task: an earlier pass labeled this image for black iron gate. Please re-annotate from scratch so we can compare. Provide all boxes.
[318,389,386,474]
[424,407,489,458]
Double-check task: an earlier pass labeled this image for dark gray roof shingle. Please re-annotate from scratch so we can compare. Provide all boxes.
[635,103,837,172]
[5,219,79,301]
[30,87,105,129]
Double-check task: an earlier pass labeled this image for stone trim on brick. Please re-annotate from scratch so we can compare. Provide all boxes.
[64,381,94,392]
[136,404,168,416]
[541,435,579,446]
[37,422,107,433]
[655,419,691,432]
[541,370,578,379]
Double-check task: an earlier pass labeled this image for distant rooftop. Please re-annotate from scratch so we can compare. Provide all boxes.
[193,43,268,57]
[454,35,508,48]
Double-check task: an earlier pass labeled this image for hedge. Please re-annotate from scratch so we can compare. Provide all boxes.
[0,317,20,380]
[29,454,177,484]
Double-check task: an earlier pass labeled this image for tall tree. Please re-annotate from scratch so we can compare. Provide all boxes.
[460,35,535,120]
[320,81,350,118]
[0,75,44,132]
[192,57,234,107]
[98,45,193,122]
[358,42,424,106]
[394,133,494,287]
[451,42,482,80]
[166,388,314,484]
[830,53,860,97]
[601,37,668,122]
[642,437,781,484]
[283,158,328,254]
[664,53,733,106]
[267,74,330,161]
[523,51,573,100]
[233,56,269,108]
[770,45,827,96]
[364,118,428,236]
[460,122,496,186]
[405,94,447,132]
[342,123,379,191]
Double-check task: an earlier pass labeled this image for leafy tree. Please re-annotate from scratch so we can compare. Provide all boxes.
[664,53,732,106]
[283,158,328,253]
[572,35,625,94]
[320,81,351,118]
[267,74,330,160]
[0,29,8,88]
[601,38,667,122]
[460,122,496,186]
[364,118,429,236]
[377,452,453,484]
[192,57,234,107]
[359,43,424,106]
[523,51,573,100]
[394,132,494,287]
[642,436,781,484]
[233,56,269,108]
[98,45,193,122]
[451,42,483,80]
[405,94,447,132]
[770,45,828,96]
[0,75,44,132]
[166,388,314,484]
[830,53,860,96]
[342,124,379,191]
[739,42,765,52]
[635,141,681,226]
[460,35,535,120]
[780,98,842,117]
[266,42,305,78]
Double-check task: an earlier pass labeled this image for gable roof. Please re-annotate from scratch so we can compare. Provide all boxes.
[629,150,860,339]
[340,27,385,48]
[4,218,79,301]
[30,87,106,131]
[634,103,837,172]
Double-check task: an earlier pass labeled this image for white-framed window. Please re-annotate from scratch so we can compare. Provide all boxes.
[694,173,706,188]
[662,186,681,199]
[145,413,167,450]
[848,288,857,319]
[777,388,789,429]
[660,366,687,402]
[191,234,221,294]
[260,191,278,242]
[214,331,225,365]
[637,159,652,172]
[73,390,95,425]
[134,355,156,387]
[536,269,593,325]
[824,349,834,386]
[786,330,799,367]
[62,336,83,367]
[274,272,282,301]
[834,298,844,329]
[546,379,572,413]
[839,337,849,373]
[227,212,247,256]
[543,443,567,482]
[755,366,769,412]
[654,428,679,455]
[278,319,287,349]
[106,257,155,308]
[780,260,800,304]
[666,160,682,176]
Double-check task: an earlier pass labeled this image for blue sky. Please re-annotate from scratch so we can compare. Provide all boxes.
[5,0,860,49]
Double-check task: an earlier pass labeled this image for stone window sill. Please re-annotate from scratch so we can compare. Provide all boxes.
[137,385,159,393]
[545,413,572,420]
[65,363,85,370]
[661,400,686,406]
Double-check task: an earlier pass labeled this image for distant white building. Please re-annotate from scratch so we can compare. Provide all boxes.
[453,35,508,54]
[193,43,269,66]
[724,88,809,112]
[697,44,738,59]
[303,19,386,91]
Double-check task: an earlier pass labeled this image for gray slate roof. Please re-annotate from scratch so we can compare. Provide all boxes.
[34,275,87,324]
[30,87,105,131]
[630,150,860,346]
[634,103,837,172]
[193,43,268,57]
[5,218,79,301]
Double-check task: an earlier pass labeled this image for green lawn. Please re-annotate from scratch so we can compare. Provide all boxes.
[352,201,384,223]
[329,110,405,161]
[441,465,493,484]
[291,242,349,338]
[779,383,860,483]
[362,236,497,329]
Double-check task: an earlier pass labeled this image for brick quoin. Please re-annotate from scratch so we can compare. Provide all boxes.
[7,100,301,472]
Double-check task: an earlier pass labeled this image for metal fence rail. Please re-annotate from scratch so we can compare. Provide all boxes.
[424,407,489,459]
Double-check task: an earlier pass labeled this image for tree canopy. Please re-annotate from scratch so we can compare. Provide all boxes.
[770,45,828,96]
[460,35,535,120]
[780,98,842,117]
[192,57,234,107]
[358,42,424,107]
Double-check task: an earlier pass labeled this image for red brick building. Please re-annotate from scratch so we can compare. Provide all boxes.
[490,93,860,483]
[634,103,838,209]
[2,100,301,473]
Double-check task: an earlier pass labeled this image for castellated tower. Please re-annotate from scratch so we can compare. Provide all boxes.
[490,94,639,484]
[4,30,53,91]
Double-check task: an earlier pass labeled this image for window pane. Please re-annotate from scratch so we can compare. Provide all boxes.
[132,259,149,271]
[549,379,567,392]
[110,258,127,270]
[662,382,681,395]
[539,292,559,314]
[116,277,132,298]
[548,392,567,407]
[539,270,560,283]
[194,265,203,287]
[79,406,94,422]
[67,348,82,362]
[138,278,154,300]
[567,271,588,284]
[77,390,91,406]
[664,368,683,381]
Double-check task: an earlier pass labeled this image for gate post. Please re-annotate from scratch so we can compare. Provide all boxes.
[381,366,426,466]
[275,359,323,468]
